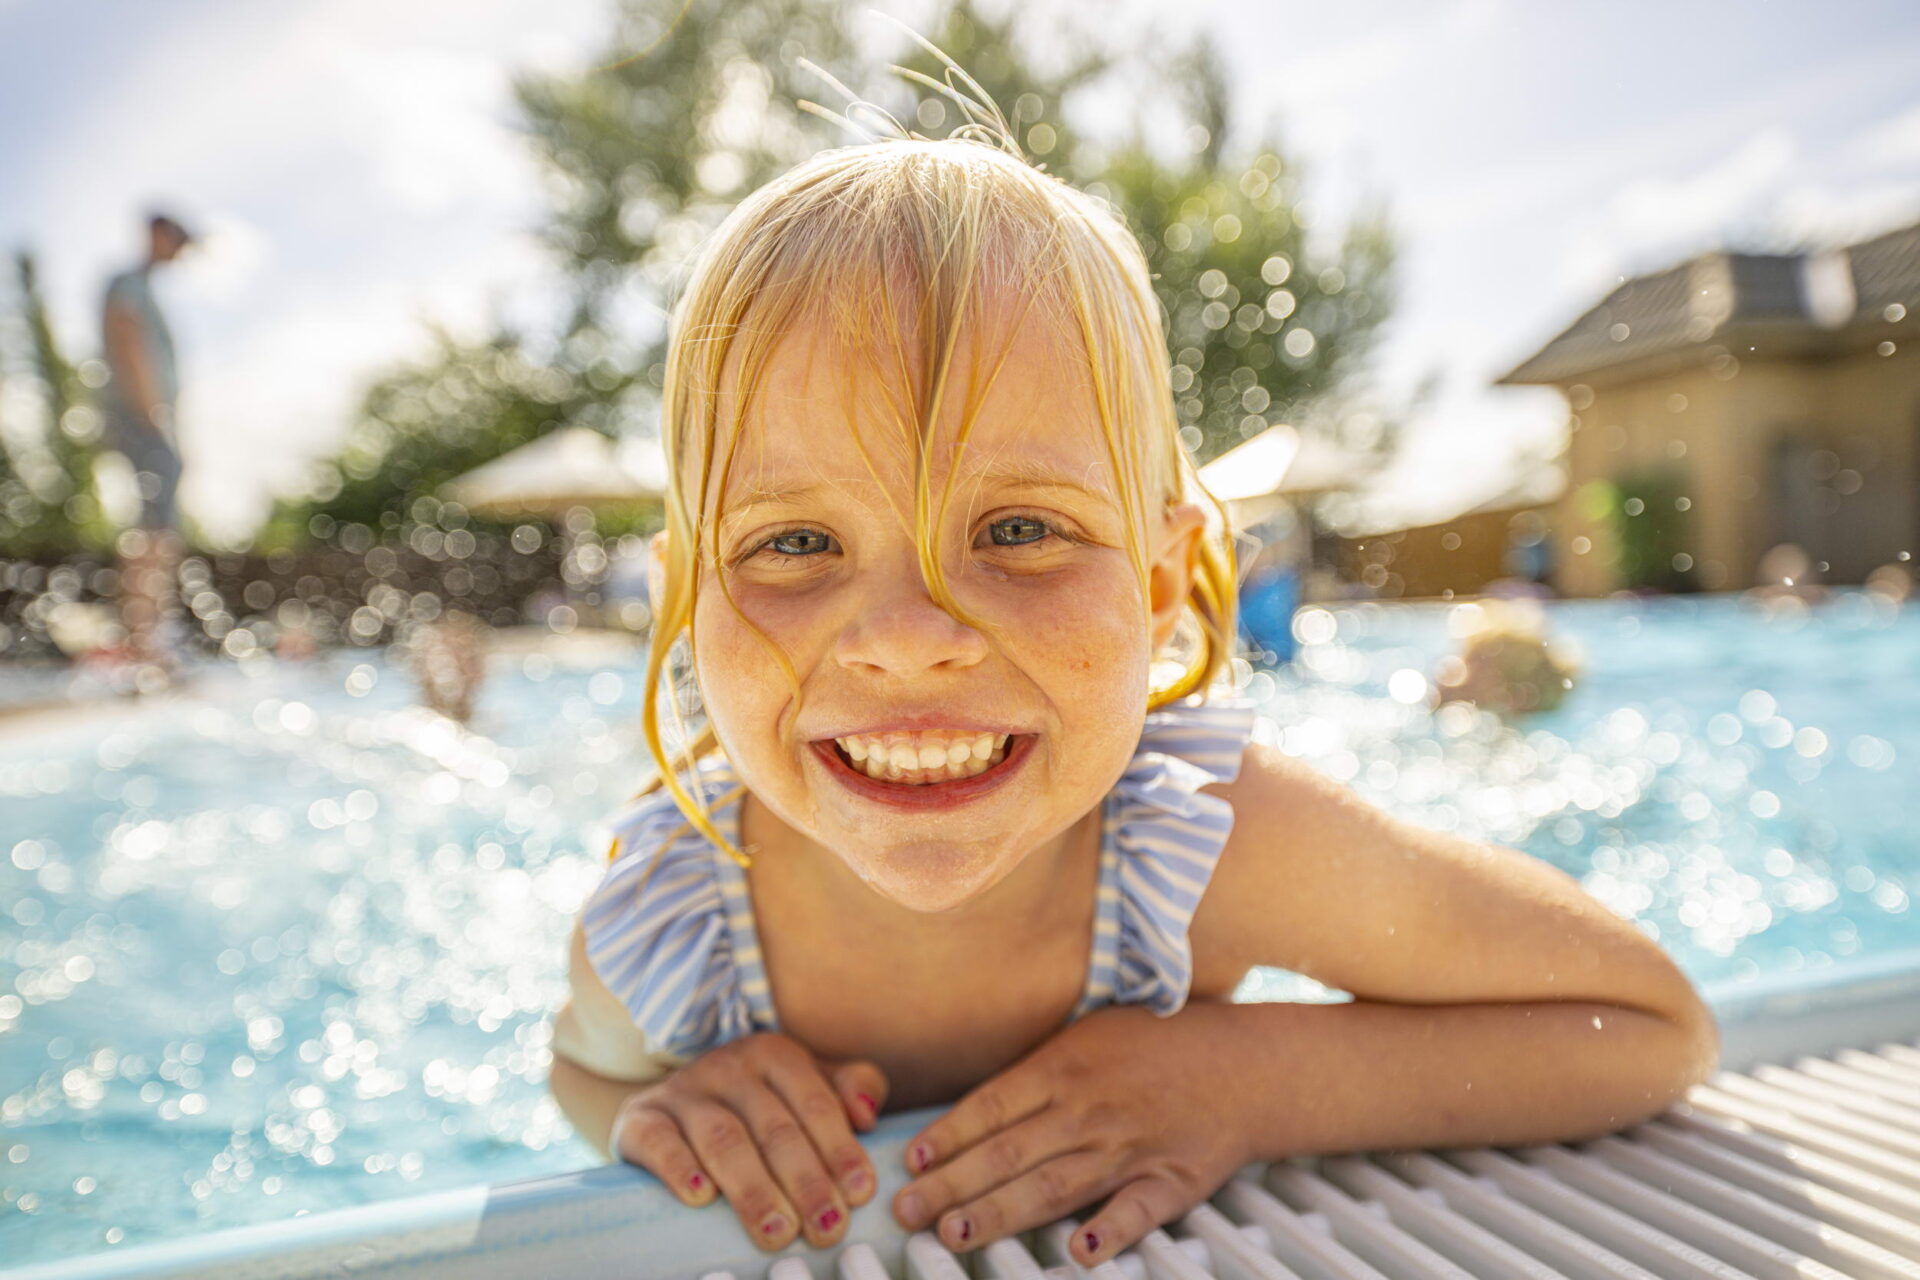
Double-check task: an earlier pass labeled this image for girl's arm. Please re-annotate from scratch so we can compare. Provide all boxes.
[548,922,679,1156]
[882,742,1720,1266]
[1184,740,1721,1150]
[548,922,888,1252]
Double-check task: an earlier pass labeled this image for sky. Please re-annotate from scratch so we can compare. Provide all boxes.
[2,0,1918,542]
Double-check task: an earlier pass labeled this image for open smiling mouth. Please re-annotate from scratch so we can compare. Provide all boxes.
[807,731,1036,803]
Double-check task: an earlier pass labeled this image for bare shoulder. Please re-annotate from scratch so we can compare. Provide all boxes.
[1187,742,1709,1027]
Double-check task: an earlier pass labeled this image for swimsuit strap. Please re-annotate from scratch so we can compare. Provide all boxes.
[580,764,769,1059]
[703,771,782,1035]
[1073,697,1257,1022]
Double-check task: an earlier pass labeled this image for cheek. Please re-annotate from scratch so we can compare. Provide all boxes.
[981,561,1150,683]
[688,589,798,724]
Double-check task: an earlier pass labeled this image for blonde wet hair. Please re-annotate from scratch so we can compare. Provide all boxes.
[630,136,1238,868]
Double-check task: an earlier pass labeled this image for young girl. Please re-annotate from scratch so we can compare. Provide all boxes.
[546,128,1719,1268]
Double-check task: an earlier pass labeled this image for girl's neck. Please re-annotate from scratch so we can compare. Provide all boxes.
[738,791,1102,947]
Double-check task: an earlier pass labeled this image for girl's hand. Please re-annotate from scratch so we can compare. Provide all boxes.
[889,1004,1254,1267]
[611,1031,889,1251]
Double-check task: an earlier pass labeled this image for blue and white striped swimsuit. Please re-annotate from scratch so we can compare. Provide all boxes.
[580,698,1256,1063]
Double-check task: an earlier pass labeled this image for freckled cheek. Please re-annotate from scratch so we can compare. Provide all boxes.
[981,569,1150,689]
[688,591,818,751]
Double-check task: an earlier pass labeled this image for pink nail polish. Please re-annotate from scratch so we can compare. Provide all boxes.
[688,1174,704,1192]
[817,1207,842,1232]
[948,1215,971,1245]
[855,1091,878,1120]
[760,1213,789,1237]
[1082,1229,1100,1256]
[909,1141,932,1171]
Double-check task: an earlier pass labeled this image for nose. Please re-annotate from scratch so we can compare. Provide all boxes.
[833,559,990,676]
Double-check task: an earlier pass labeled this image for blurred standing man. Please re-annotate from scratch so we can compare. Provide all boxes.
[100,211,193,679]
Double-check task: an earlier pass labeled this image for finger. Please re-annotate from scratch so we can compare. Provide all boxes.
[610,1099,717,1207]
[1072,1174,1195,1267]
[891,1109,1075,1232]
[824,1057,889,1131]
[677,1099,801,1250]
[766,1056,879,1206]
[733,1083,849,1249]
[930,1150,1116,1253]
[903,1064,1049,1176]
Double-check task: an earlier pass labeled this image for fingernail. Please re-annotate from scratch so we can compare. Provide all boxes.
[759,1213,790,1238]
[816,1206,842,1232]
[844,1166,872,1196]
[897,1191,926,1229]
[909,1141,933,1172]
[855,1091,878,1121]
[946,1214,972,1246]
[688,1174,705,1193]
[1082,1229,1101,1257]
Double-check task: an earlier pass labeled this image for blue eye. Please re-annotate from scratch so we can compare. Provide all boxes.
[988,516,1051,546]
[766,530,832,556]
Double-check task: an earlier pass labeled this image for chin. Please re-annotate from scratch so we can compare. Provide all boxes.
[854,843,1009,914]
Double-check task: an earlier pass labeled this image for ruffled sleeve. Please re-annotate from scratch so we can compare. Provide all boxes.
[578,780,758,1060]
[1104,697,1258,1016]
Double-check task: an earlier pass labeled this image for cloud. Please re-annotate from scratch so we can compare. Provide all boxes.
[1774,177,1920,245]
[1841,102,1920,172]
[1554,130,1798,296]
[1552,93,1920,300]
[313,39,538,217]
[173,211,274,309]
[1255,0,1505,160]
[1610,130,1798,249]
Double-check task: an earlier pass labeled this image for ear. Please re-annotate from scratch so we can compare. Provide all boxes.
[1148,502,1206,652]
[647,529,671,606]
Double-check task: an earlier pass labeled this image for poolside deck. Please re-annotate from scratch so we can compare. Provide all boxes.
[20,954,1920,1280]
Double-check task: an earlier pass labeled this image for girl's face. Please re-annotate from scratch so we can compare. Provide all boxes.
[689,303,1201,915]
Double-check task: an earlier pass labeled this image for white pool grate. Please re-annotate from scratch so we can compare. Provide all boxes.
[710,1037,1920,1280]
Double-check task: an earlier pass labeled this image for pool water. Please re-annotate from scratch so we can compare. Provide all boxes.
[2,594,1915,1267]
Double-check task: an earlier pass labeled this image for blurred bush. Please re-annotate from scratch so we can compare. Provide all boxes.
[0,253,126,558]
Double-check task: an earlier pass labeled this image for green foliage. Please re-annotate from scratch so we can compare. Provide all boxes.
[1100,144,1394,463]
[0,251,119,557]
[882,6,1399,464]
[1607,467,1697,592]
[514,0,860,340]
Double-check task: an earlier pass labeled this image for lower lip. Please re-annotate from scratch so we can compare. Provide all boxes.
[807,735,1036,811]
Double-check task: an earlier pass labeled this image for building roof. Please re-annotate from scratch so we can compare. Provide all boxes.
[1496,218,1920,386]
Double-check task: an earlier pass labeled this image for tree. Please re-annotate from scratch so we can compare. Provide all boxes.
[0,251,118,557]
[514,0,862,355]
[853,6,1399,464]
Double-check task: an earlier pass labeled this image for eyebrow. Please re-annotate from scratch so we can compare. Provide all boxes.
[720,462,1117,525]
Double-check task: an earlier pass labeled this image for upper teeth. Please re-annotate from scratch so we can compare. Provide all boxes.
[833,731,1011,783]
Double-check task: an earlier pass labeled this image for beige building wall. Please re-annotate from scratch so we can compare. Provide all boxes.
[1338,505,1543,600]
[1550,342,1919,595]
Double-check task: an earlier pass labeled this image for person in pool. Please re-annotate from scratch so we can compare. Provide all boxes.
[545,131,1720,1266]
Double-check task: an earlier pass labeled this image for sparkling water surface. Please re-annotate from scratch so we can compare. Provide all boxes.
[2,594,1915,1266]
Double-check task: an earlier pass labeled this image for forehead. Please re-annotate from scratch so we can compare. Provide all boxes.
[711,290,1114,501]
